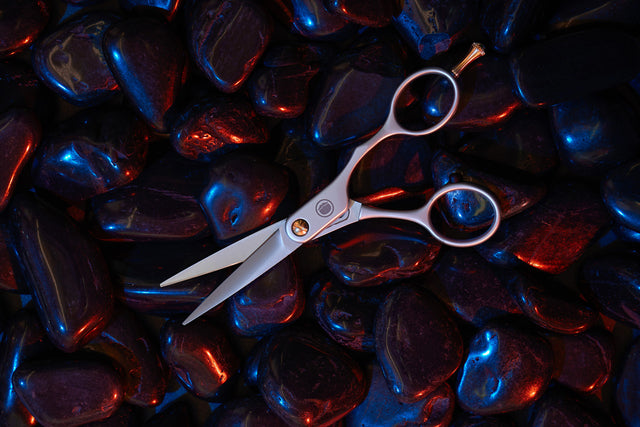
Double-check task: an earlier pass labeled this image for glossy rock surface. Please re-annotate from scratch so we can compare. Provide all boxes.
[347,362,455,427]
[248,43,324,118]
[504,271,597,334]
[478,182,608,274]
[110,240,224,316]
[259,326,367,426]
[510,28,640,107]
[322,219,441,287]
[0,108,40,212]
[211,396,287,427]
[548,0,640,31]
[32,107,150,202]
[346,134,433,206]
[480,0,543,52]
[0,310,52,427]
[290,0,354,39]
[161,318,239,400]
[309,32,405,148]
[103,18,188,133]
[580,253,640,328]
[393,0,474,60]
[200,153,294,243]
[457,323,554,415]
[120,0,182,20]
[187,0,272,93]
[376,286,463,403]
[229,257,304,337]
[550,88,640,176]
[89,151,210,241]
[602,159,640,232]
[171,96,268,162]
[430,249,521,326]
[432,151,545,229]
[325,0,399,27]
[424,54,521,129]
[310,273,391,352]
[7,194,114,352]
[0,0,49,57]
[86,307,167,407]
[13,360,124,427]
[275,119,337,201]
[547,328,614,393]
[617,337,640,427]
[530,387,614,427]
[459,109,558,176]
[32,12,119,106]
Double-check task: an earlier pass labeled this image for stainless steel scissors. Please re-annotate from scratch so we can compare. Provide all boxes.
[161,43,501,325]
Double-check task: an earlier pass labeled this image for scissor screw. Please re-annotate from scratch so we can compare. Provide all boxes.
[291,219,309,236]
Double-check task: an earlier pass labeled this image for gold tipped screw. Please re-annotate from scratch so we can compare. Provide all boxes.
[451,43,485,78]
[291,219,309,236]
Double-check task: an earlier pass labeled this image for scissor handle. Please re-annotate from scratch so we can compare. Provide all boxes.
[382,67,460,137]
[424,183,502,247]
[283,44,485,245]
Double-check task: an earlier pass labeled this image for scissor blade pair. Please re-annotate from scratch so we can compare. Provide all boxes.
[159,221,285,287]
[183,223,300,325]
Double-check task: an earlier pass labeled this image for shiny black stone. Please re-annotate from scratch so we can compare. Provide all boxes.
[103,18,188,133]
[458,109,558,176]
[228,258,304,337]
[258,325,367,426]
[200,153,295,244]
[480,0,545,52]
[0,0,49,57]
[581,252,640,329]
[32,107,151,203]
[290,0,355,40]
[108,240,225,316]
[308,30,405,148]
[393,0,475,60]
[602,159,640,232]
[423,54,522,129]
[321,219,441,287]
[457,322,554,415]
[0,310,52,427]
[510,28,640,107]
[430,249,521,326]
[431,150,545,229]
[88,151,210,242]
[550,88,640,177]
[547,0,640,31]
[248,43,325,118]
[310,272,392,352]
[617,337,640,427]
[376,286,463,403]
[32,12,119,106]
[347,361,455,426]
[7,193,114,352]
[530,387,614,427]
[186,0,272,93]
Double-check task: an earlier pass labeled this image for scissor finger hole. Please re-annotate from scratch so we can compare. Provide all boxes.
[425,183,501,248]
[389,69,458,136]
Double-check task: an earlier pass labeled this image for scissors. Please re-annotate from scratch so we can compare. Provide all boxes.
[161,43,501,325]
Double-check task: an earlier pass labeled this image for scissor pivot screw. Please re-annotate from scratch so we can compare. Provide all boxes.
[292,219,309,236]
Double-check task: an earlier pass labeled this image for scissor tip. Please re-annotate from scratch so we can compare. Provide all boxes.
[182,311,200,325]
[159,275,182,287]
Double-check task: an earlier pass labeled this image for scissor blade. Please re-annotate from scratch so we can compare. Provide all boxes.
[182,223,300,325]
[160,221,286,287]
